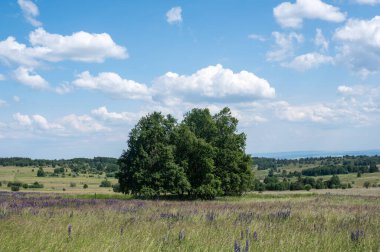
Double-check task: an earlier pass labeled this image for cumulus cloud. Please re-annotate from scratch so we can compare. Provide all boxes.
[334,16,380,76]
[73,71,151,100]
[29,28,128,63]
[0,28,127,67]
[266,32,304,62]
[13,96,20,102]
[337,85,354,95]
[13,66,49,89]
[274,0,346,28]
[166,7,182,24]
[0,74,5,81]
[314,28,329,52]
[13,112,32,126]
[13,112,63,130]
[285,52,334,71]
[0,36,41,66]
[61,114,108,133]
[91,106,140,122]
[152,64,275,103]
[17,0,42,27]
[31,114,63,130]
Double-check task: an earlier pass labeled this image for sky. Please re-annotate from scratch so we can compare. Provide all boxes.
[0,0,380,159]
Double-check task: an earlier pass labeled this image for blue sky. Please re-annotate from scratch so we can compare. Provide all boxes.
[0,0,380,158]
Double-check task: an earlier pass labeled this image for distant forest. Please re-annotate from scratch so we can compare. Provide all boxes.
[0,157,119,175]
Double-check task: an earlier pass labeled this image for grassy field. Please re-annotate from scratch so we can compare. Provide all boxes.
[0,166,117,194]
[0,191,379,251]
[1,165,380,251]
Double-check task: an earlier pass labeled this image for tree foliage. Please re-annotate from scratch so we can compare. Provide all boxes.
[117,107,253,199]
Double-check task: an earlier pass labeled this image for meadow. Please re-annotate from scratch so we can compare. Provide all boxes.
[1,191,380,251]
[1,165,380,251]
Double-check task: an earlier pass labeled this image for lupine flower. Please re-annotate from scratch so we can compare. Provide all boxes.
[351,230,364,242]
[234,240,241,252]
[253,231,258,241]
[243,239,249,252]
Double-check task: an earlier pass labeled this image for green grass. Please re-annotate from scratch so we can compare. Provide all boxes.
[0,191,379,251]
[1,165,380,251]
[0,166,118,194]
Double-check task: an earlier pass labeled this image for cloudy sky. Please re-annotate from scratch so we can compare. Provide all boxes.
[0,0,380,158]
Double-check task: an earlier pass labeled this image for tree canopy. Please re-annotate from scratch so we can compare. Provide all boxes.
[117,107,253,199]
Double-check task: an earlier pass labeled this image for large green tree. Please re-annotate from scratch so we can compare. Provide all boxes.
[117,112,189,197]
[118,107,253,199]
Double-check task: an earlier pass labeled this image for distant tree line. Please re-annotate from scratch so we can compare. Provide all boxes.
[300,163,378,176]
[253,174,349,192]
[117,107,253,199]
[0,157,119,175]
[253,156,380,170]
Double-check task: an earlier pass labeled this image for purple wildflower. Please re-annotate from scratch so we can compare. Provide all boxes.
[234,240,241,252]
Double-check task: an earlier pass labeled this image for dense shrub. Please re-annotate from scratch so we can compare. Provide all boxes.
[99,179,112,187]
[29,182,44,188]
[70,182,76,187]
[83,184,88,189]
[37,168,46,177]
[11,185,20,191]
[112,183,120,192]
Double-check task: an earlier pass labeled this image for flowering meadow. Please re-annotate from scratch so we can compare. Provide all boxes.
[0,191,379,251]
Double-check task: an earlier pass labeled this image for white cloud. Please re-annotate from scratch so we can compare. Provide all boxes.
[13,66,49,89]
[0,74,5,81]
[29,28,128,63]
[61,114,108,133]
[274,0,346,28]
[248,34,267,42]
[13,96,20,102]
[13,112,32,126]
[337,85,354,95]
[285,52,334,71]
[17,0,42,27]
[334,16,380,76]
[91,106,139,122]
[152,64,275,103]
[13,112,63,130]
[354,0,380,4]
[73,71,151,100]
[54,83,72,94]
[0,36,41,66]
[31,114,63,130]
[266,32,304,62]
[314,28,329,52]
[0,28,127,67]
[166,7,182,24]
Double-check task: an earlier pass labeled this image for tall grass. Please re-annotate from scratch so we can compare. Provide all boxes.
[0,192,379,251]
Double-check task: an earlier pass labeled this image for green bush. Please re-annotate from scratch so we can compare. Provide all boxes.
[83,184,88,189]
[7,181,22,187]
[11,185,20,191]
[304,184,312,191]
[29,182,44,188]
[363,181,370,188]
[37,168,46,177]
[99,179,112,187]
[70,182,76,187]
[112,183,120,192]
[22,184,29,189]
